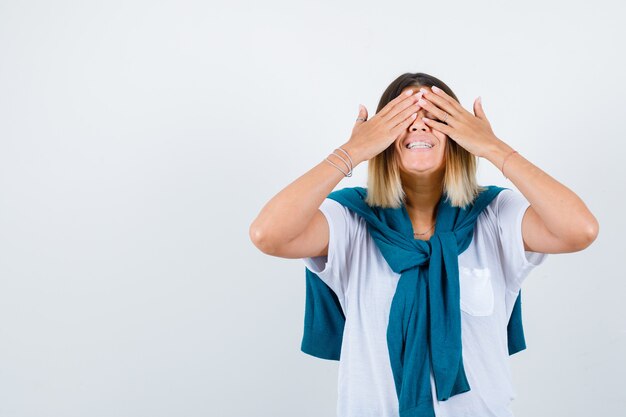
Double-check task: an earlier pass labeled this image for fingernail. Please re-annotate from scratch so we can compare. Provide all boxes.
[432,86,441,92]
[404,89,414,96]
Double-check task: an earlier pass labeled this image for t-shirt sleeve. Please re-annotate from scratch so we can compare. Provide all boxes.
[301,198,357,307]
[495,189,549,293]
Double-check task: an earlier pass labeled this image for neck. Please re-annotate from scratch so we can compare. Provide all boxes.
[401,171,445,226]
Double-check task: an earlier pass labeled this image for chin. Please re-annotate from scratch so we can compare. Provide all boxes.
[404,167,438,175]
[399,157,445,174]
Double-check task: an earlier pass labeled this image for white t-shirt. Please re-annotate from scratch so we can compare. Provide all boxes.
[302,189,548,417]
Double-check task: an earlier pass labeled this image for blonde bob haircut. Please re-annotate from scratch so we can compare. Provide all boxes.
[365,72,487,210]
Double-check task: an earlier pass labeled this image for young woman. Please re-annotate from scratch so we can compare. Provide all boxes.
[249,72,599,417]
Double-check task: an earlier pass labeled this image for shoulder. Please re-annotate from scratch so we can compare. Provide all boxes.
[472,187,520,236]
[319,197,366,232]
[490,188,529,219]
[327,187,367,202]
[475,186,521,215]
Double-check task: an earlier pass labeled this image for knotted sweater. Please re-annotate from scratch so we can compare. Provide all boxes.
[301,185,527,417]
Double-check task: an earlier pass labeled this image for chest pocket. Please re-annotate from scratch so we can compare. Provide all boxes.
[459,266,495,316]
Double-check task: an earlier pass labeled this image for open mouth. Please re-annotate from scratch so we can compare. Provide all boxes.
[405,141,434,151]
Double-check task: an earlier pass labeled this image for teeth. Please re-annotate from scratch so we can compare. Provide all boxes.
[406,141,433,149]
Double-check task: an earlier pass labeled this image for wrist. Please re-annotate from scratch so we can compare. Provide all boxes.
[483,138,515,168]
[337,142,365,167]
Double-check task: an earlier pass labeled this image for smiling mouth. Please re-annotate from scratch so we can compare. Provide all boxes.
[405,146,433,153]
[406,143,433,150]
[403,140,435,153]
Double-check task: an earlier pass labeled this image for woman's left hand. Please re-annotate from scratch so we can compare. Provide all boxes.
[417,86,502,158]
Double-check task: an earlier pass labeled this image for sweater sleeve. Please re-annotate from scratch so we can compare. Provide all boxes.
[302,198,357,308]
[495,189,549,294]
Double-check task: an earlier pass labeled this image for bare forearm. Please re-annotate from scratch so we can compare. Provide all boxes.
[484,139,599,242]
[249,142,365,250]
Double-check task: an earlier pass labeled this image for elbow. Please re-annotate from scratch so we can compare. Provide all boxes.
[573,217,600,251]
[584,216,600,246]
[249,223,278,255]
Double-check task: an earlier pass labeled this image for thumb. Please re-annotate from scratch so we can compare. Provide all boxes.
[473,96,488,121]
[356,104,368,124]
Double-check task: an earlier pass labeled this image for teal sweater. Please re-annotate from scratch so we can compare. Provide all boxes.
[301,185,527,417]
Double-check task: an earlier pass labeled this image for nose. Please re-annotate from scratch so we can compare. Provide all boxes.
[409,109,431,132]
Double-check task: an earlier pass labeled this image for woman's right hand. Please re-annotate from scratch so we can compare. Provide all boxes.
[250,89,423,257]
[343,89,424,163]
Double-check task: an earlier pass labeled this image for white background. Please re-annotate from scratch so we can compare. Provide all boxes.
[1,0,624,416]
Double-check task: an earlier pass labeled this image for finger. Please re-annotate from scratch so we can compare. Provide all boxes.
[389,95,423,128]
[355,104,368,124]
[390,111,419,137]
[419,88,460,118]
[421,116,452,136]
[473,97,488,121]
[378,89,420,119]
[417,96,455,127]
[428,86,464,114]
[383,91,423,127]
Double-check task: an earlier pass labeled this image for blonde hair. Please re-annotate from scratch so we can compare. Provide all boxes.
[364,73,487,210]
